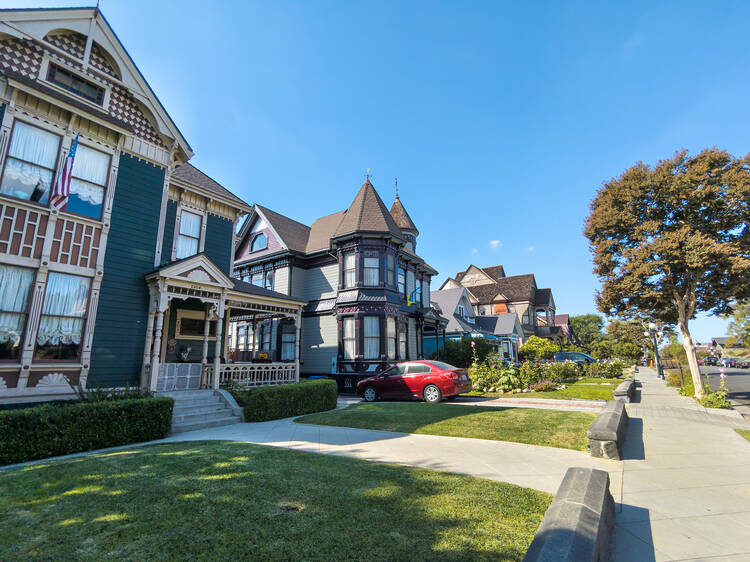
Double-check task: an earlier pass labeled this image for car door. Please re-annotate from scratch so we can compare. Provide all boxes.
[403,363,432,398]
[379,364,407,399]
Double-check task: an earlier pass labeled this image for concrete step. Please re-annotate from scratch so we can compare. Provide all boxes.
[171,415,241,434]
[172,403,227,417]
[159,390,215,400]
[173,409,233,424]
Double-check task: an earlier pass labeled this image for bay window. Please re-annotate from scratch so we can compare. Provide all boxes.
[406,270,416,302]
[260,324,271,351]
[264,271,274,291]
[386,317,396,360]
[343,253,356,288]
[364,316,380,359]
[251,272,263,287]
[0,121,60,204]
[343,317,355,360]
[281,322,296,361]
[67,143,110,219]
[398,329,407,359]
[397,266,405,296]
[364,257,379,286]
[0,265,35,361]
[176,210,202,259]
[35,272,90,361]
[422,280,430,307]
[386,254,395,286]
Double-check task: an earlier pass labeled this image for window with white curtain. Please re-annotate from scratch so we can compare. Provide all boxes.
[399,329,407,360]
[35,272,90,361]
[176,210,202,259]
[281,322,296,361]
[264,271,274,291]
[343,253,356,288]
[386,254,395,286]
[364,257,379,286]
[343,317,355,360]
[67,144,110,219]
[0,265,35,361]
[386,317,396,360]
[0,121,60,203]
[364,316,379,359]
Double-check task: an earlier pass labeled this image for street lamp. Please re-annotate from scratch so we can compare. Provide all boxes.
[644,322,664,379]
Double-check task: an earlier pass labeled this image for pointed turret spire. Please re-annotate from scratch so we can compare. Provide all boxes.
[333,179,403,238]
[389,194,419,235]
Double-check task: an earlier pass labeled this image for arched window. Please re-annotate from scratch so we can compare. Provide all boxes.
[251,233,267,252]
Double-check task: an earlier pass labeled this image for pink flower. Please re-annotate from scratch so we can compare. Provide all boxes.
[471,341,475,348]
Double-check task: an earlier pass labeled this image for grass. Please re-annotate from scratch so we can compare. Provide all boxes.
[736,429,750,443]
[0,441,551,561]
[297,402,596,451]
[467,380,616,401]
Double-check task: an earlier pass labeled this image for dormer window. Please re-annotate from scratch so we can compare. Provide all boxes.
[457,305,465,318]
[46,63,105,106]
[251,233,267,252]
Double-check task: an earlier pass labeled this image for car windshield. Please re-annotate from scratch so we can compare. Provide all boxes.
[425,361,458,371]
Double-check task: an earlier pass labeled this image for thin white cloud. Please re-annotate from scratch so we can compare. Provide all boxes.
[471,247,478,255]
[526,246,535,252]
[489,240,502,249]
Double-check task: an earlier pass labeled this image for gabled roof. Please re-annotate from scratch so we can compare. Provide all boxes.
[333,180,403,239]
[494,274,537,302]
[454,264,499,285]
[389,196,418,234]
[430,287,480,334]
[535,288,552,307]
[554,313,570,326]
[306,210,347,253]
[172,164,250,212]
[474,313,522,337]
[467,284,506,304]
[255,204,311,253]
[481,265,505,280]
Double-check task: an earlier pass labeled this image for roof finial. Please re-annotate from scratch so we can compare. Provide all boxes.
[395,176,399,199]
[365,168,372,181]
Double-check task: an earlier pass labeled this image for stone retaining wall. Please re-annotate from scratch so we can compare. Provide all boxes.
[588,400,629,460]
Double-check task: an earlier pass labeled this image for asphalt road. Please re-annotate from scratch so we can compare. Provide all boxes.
[701,365,750,418]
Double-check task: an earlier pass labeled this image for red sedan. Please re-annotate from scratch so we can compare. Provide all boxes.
[356,361,472,403]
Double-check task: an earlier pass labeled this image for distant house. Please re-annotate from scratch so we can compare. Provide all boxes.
[231,180,446,392]
[440,265,559,343]
[553,313,578,345]
[427,287,523,362]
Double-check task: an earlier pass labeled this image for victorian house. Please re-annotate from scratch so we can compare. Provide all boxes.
[440,265,560,343]
[232,179,445,392]
[0,7,304,403]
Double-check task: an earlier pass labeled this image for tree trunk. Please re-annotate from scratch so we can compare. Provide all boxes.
[678,320,705,400]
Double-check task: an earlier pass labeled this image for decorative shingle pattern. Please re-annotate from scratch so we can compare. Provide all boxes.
[389,196,418,234]
[0,38,43,78]
[108,86,163,145]
[334,180,403,239]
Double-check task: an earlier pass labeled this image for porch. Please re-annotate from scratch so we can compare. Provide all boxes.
[141,255,306,392]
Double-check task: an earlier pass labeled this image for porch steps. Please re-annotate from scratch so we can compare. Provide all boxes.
[159,390,242,434]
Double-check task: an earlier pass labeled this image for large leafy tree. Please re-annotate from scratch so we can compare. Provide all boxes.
[726,301,750,348]
[569,314,604,351]
[584,148,750,399]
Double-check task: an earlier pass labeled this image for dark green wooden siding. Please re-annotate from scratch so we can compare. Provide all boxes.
[160,199,177,265]
[88,153,165,387]
[204,213,234,275]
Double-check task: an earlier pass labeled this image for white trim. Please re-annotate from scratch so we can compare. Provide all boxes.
[37,54,113,113]
[175,308,217,341]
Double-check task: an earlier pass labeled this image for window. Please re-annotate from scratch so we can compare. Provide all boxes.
[175,309,216,340]
[457,305,465,318]
[237,325,246,350]
[364,257,379,286]
[343,253,356,288]
[67,143,110,219]
[522,309,532,325]
[406,270,415,302]
[281,322,296,361]
[406,364,430,374]
[415,279,422,306]
[251,233,267,252]
[35,272,90,361]
[386,254,395,286]
[176,210,202,259]
[0,121,60,203]
[264,271,274,291]
[364,316,380,359]
[47,63,105,105]
[343,317,355,360]
[397,266,405,296]
[386,317,396,360]
[0,265,34,360]
[422,280,430,307]
[251,272,263,287]
[398,329,407,359]
[261,323,271,351]
[242,274,250,283]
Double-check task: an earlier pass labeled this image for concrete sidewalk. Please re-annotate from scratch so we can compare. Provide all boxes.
[614,367,750,561]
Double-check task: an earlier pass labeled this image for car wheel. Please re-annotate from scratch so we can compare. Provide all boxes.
[363,386,378,402]
[423,384,442,404]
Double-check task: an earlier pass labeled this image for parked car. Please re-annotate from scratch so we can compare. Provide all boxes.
[720,358,738,368]
[738,358,750,369]
[553,352,597,365]
[356,361,472,403]
[702,356,718,366]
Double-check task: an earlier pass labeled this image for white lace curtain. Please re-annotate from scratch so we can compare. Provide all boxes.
[37,272,90,345]
[364,316,380,360]
[176,210,201,259]
[0,121,60,200]
[69,144,109,206]
[0,265,34,344]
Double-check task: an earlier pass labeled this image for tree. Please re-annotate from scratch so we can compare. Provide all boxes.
[584,148,750,399]
[569,314,604,351]
[519,336,558,361]
[437,337,494,368]
[605,320,650,350]
[726,301,750,348]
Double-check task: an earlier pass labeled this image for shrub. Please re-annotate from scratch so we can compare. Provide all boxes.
[469,355,521,392]
[546,360,580,382]
[0,397,174,465]
[519,336,558,361]
[584,358,626,379]
[231,379,337,422]
[678,381,696,396]
[519,362,547,387]
[700,392,731,409]
[437,337,494,368]
[666,372,683,387]
[528,380,557,392]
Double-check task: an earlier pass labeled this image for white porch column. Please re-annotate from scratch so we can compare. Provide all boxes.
[212,295,225,389]
[140,286,157,389]
[201,302,211,365]
[149,284,169,392]
[295,310,302,383]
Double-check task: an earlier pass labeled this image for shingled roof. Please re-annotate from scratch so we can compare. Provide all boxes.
[306,210,347,253]
[256,204,310,253]
[390,196,418,234]
[172,163,250,210]
[481,265,505,280]
[535,288,552,307]
[333,180,403,239]
[494,274,536,302]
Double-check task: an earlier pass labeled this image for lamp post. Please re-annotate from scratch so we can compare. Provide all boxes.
[644,322,664,379]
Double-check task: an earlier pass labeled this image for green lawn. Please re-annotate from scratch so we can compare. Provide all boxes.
[297,402,596,451]
[0,441,550,561]
[737,429,750,443]
[467,381,615,401]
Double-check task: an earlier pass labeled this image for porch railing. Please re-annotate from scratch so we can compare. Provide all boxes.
[203,362,298,389]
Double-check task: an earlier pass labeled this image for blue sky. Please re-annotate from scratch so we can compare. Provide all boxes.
[15,1,749,341]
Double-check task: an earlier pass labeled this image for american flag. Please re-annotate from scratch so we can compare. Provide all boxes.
[50,134,79,209]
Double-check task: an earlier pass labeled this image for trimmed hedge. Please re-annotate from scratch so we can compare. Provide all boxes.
[231,379,338,422]
[0,397,174,465]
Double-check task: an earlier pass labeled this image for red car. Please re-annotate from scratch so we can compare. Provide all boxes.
[356,360,472,403]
